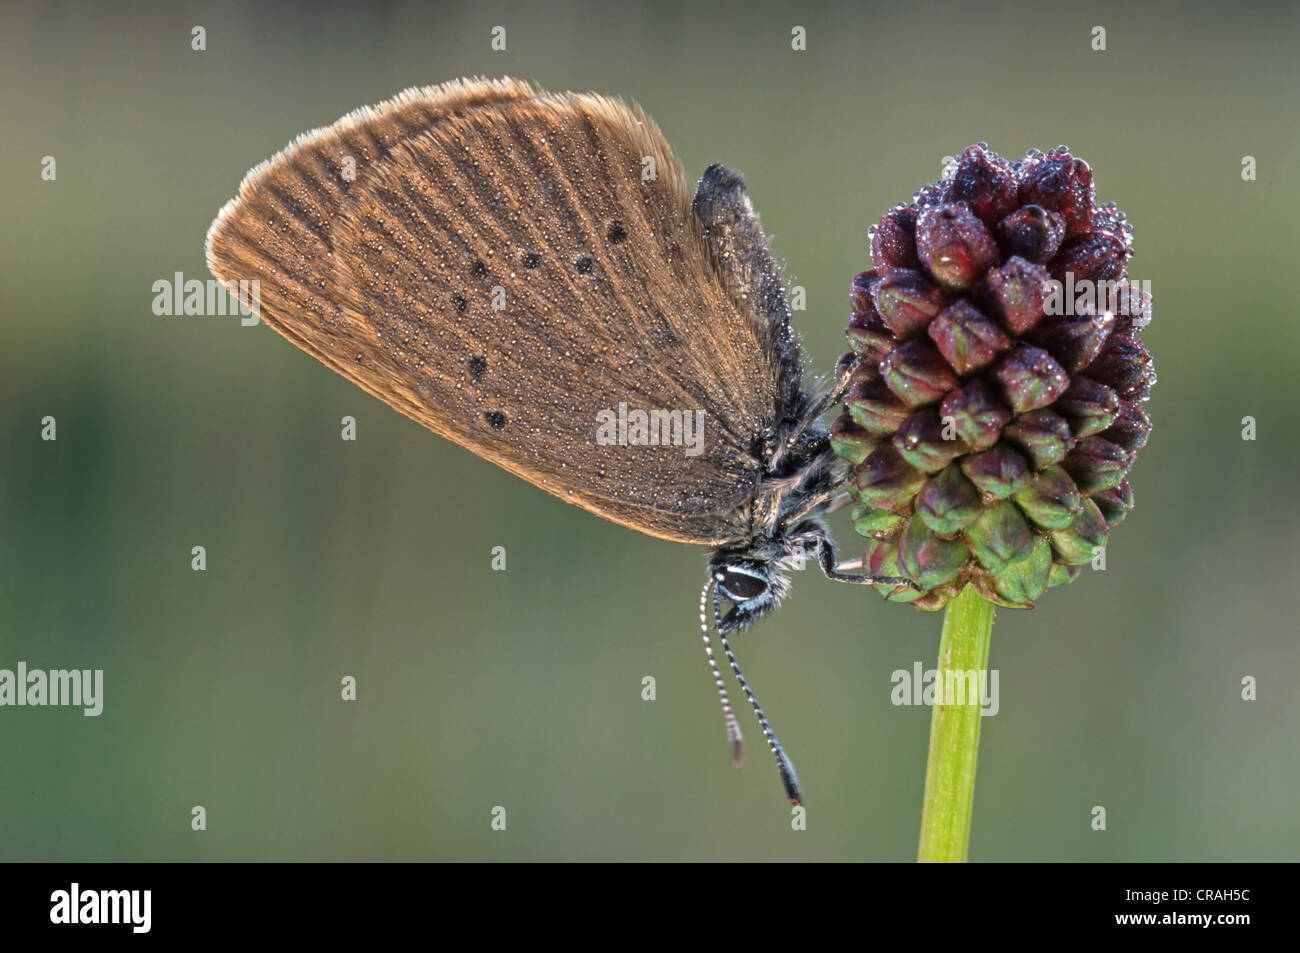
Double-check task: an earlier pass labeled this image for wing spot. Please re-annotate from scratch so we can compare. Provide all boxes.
[472,260,488,278]
[485,410,507,429]
[453,294,468,313]
[469,356,488,380]
[607,222,627,244]
[522,251,542,269]
[574,253,594,274]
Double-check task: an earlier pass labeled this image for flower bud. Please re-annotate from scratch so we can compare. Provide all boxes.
[915,202,999,290]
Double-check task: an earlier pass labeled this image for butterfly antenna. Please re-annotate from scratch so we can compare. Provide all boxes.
[699,577,745,769]
[713,586,803,805]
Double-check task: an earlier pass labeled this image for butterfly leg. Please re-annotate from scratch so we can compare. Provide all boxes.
[824,491,853,514]
[769,362,856,469]
[792,529,915,589]
[780,483,841,528]
[800,362,857,424]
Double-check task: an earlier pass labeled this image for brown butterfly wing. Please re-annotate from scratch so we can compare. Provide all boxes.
[206,78,790,545]
[206,78,538,420]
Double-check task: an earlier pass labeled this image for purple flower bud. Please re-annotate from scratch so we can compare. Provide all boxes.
[1087,335,1156,401]
[993,345,1070,412]
[1110,283,1152,335]
[1026,308,1117,374]
[915,202,999,290]
[1053,377,1121,438]
[1019,153,1093,238]
[1121,369,1156,403]
[983,257,1051,335]
[880,339,960,407]
[996,204,1066,264]
[938,378,1011,451]
[950,144,1019,225]
[1063,436,1130,494]
[1100,400,1151,454]
[835,144,1153,609]
[872,269,952,338]
[1049,233,1128,284]
[847,309,896,362]
[1093,480,1135,527]
[871,206,921,274]
[850,270,882,315]
[845,373,911,436]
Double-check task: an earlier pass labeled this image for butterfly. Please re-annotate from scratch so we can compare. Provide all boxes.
[206,77,913,803]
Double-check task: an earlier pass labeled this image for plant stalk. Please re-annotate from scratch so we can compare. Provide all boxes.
[916,586,996,863]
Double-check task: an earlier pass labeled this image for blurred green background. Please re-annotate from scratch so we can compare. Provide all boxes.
[2,0,1297,861]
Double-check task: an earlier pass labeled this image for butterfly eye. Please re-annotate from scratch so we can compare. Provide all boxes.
[719,566,769,602]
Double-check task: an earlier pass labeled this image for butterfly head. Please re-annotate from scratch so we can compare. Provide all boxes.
[707,535,806,633]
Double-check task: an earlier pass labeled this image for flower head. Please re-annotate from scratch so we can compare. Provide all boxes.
[832,145,1153,609]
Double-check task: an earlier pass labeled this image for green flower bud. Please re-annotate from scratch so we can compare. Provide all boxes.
[893,408,968,473]
[853,444,927,510]
[993,537,1054,607]
[916,464,983,536]
[966,502,1034,574]
[927,299,1011,374]
[1049,499,1109,565]
[898,515,970,589]
[1002,410,1075,468]
[874,269,952,338]
[1011,465,1083,531]
[961,445,1032,499]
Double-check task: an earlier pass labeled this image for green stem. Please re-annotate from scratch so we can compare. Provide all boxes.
[916,586,996,863]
